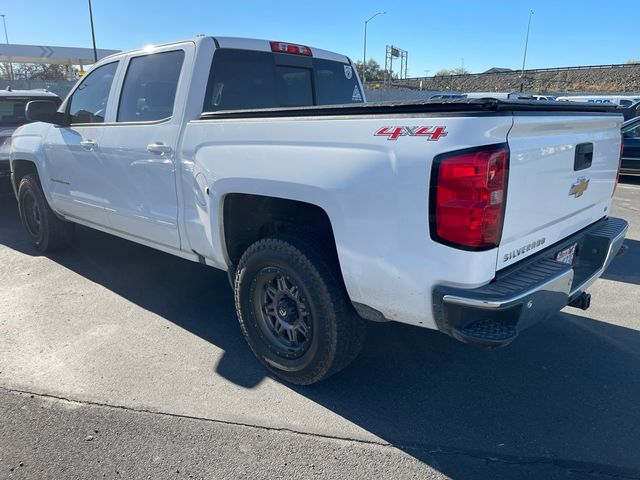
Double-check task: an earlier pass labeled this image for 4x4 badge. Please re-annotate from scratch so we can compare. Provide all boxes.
[375,126,448,141]
[569,177,589,198]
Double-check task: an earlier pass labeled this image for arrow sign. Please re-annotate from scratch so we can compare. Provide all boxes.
[38,46,53,58]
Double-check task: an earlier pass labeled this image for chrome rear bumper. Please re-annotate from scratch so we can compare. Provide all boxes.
[432,217,628,346]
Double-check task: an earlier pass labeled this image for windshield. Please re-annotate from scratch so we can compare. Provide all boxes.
[622,119,640,138]
[0,96,61,126]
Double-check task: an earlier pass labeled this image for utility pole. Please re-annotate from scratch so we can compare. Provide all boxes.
[520,10,534,92]
[1,15,13,81]
[362,11,386,85]
[88,0,98,63]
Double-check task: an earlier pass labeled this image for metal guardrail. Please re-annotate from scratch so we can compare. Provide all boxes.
[398,63,640,82]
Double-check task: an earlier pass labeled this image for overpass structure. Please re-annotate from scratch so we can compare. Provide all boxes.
[0,43,120,95]
[0,42,120,81]
[0,43,119,66]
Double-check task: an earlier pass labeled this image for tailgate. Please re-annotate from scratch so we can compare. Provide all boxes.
[498,113,622,270]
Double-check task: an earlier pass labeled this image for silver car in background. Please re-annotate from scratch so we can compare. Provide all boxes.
[0,89,61,186]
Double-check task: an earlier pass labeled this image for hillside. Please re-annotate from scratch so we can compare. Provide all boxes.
[390,63,640,94]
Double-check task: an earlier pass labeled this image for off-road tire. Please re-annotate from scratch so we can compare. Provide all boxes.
[234,234,365,385]
[17,174,74,252]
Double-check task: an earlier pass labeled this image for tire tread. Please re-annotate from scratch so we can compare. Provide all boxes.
[234,234,365,384]
[18,174,73,252]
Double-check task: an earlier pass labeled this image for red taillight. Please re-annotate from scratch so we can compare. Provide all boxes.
[431,146,509,249]
[270,41,312,56]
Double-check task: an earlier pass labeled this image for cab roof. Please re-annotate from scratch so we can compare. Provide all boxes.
[213,37,350,64]
[100,35,351,65]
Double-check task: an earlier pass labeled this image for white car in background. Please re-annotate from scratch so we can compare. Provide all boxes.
[464,92,557,101]
[428,93,465,100]
[556,95,640,106]
[532,95,556,101]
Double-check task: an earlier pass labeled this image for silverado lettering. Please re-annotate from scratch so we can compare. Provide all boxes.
[503,238,546,263]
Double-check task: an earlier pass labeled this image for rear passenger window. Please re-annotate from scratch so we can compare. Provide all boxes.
[117,50,184,122]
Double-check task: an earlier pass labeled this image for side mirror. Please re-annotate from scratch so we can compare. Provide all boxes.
[25,100,68,126]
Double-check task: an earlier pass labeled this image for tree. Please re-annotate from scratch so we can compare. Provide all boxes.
[354,59,385,82]
[0,63,79,81]
[15,64,72,80]
[434,67,470,76]
[0,63,12,80]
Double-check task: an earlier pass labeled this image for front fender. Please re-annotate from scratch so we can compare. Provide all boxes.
[10,123,53,202]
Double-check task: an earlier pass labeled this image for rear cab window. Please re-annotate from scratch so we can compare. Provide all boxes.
[203,48,363,112]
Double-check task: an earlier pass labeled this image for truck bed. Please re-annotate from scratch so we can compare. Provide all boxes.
[199,98,620,120]
[187,97,624,328]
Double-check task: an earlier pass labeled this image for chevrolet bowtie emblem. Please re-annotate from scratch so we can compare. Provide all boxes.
[569,177,590,198]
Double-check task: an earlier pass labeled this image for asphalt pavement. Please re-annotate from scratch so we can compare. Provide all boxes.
[1,177,639,480]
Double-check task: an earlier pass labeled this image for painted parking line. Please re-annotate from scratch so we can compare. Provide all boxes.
[618,183,640,190]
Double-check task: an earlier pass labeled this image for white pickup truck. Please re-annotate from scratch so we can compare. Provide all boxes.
[12,36,628,384]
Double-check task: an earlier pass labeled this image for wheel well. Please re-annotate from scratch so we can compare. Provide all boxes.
[223,194,337,266]
[12,160,39,192]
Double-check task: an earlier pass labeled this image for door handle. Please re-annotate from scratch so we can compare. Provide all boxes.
[80,139,97,150]
[146,143,172,155]
[574,142,593,171]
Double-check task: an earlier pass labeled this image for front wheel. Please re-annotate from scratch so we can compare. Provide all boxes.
[18,174,74,252]
[234,235,365,385]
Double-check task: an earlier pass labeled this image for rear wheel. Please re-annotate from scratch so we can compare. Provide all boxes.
[234,235,365,385]
[18,174,74,252]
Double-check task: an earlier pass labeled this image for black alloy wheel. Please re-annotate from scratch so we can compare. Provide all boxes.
[234,234,366,385]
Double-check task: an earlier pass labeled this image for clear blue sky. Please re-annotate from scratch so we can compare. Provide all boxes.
[5,0,639,76]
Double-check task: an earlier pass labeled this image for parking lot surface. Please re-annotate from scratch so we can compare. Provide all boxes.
[1,177,639,479]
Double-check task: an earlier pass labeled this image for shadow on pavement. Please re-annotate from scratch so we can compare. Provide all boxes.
[602,238,640,286]
[1,199,639,479]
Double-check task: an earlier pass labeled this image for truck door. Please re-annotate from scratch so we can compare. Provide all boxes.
[43,61,119,227]
[622,119,640,172]
[98,44,192,250]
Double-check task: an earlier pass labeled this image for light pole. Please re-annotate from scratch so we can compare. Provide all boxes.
[88,0,98,63]
[520,9,534,92]
[0,14,13,81]
[362,11,386,85]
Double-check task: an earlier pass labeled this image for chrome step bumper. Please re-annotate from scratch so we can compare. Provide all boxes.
[432,217,628,347]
